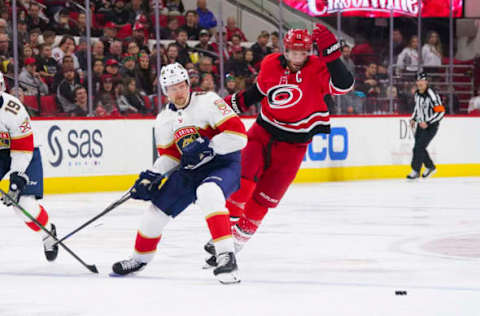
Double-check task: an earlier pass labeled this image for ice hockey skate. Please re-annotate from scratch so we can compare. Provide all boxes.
[111,258,147,276]
[213,252,240,284]
[42,223,59,262]
[422,167,437,178]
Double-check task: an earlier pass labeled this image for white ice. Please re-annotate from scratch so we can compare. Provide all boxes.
[1,177,480,316]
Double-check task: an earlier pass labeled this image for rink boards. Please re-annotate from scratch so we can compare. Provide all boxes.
[1,116,479,193]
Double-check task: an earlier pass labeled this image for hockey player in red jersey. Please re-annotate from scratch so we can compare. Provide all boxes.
[205,25,354,265]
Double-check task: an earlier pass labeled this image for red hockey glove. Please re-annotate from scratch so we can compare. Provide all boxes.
[224,91,246,114]
[312,23,341,63]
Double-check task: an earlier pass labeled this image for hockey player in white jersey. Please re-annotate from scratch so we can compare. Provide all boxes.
[0,73,58,261]
[112,63,247,284]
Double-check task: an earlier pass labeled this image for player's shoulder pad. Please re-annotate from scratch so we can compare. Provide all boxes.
[261,53,282,67]
[0,93,28,117]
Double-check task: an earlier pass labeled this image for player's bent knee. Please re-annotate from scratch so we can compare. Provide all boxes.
[196,182,226,213]
[138,204,170,237]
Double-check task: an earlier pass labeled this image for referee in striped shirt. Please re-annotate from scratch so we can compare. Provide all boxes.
[407,72,445,179]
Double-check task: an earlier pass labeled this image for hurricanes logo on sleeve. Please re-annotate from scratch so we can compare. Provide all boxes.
[174,126,200,152]
[267,84,303,109]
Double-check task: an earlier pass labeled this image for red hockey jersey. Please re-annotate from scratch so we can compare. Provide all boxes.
[255,53,352,143]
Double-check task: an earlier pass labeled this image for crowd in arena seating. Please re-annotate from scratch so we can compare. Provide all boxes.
[0,0,279,117]
[0,0,476,116]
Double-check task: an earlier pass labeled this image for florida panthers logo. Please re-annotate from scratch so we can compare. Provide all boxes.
[174,126,200,152]
[267,84,303,109]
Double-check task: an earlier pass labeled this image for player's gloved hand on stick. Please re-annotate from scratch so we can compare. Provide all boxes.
[2,171,28,206]
[181,137,215,170]
[130,170,164,201]
[312,23,341,63]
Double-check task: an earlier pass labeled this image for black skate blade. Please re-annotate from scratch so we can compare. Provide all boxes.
[109,272,132,277]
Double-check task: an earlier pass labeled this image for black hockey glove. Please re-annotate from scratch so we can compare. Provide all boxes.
[2,171,29,206]
[181,137,215,170]
[130,170,165,201]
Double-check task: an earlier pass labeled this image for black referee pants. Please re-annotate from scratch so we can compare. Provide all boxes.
[411,122,439,172]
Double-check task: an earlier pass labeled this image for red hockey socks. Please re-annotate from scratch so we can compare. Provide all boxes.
[134,231,162,258]
[206,211,233,254]
[25,204,49,232]
[232,198,269,251]
[226,177,256,224]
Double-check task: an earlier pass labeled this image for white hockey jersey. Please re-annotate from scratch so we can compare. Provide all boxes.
[153,91,247,174]
[0,92,35,173]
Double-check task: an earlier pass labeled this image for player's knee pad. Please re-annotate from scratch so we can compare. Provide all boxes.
[138,204,170,237]
[196,182,226,216]
[18,195,49,231]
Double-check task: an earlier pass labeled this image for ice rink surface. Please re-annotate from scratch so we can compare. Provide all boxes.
[1,177,480,316]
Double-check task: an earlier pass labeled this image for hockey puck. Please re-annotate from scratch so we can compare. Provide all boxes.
[395,290,407,296]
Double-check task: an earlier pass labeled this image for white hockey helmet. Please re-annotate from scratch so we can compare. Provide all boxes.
[0,72,6,93]
[160,62,190,94]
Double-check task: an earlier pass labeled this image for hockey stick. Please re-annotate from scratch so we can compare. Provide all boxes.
[53,166,180,246]
[0,189,98,274]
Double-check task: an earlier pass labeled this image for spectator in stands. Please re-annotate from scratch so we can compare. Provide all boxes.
[225,73,238,95]
[0,18,9,37]
[174,29,191,65]
[53,9,74,35]
[103,22,118,45]
[21,43,34,65]
[19,57,49,96]
[200,72,215,92]
[225,45,249,78]
[57,66,81,114]
[10,87,24,103]
[244,48,258,89]
[127,0,147,22]
[107,40,124,62]
[226,16,247,42]
[127,42,140,58]
[198,56,214,76]
[117,77,148,114]
[270,31,280,52]
[91,58,106,94]
[72,12,100,37]
[52,35,80,69]
[136,53,155,96]
[0,32,11,60]
[93,41,106,62]
[164,0,185,15]
[26,3,48,31]
[340,44,355,76]
[36,44,57,88]
[184,10,200,40]
[356,62,380,97]
[160,17,179,40]
[212,30,231,62]
[29,28,41,55]
[188,68,201,91]
[196,0,217,30]
[17,19,29,45]
[106,0,131,27]
[120,54,137,78]
[72,86,88,116]
[75,37,88,70]
[251,31,272,67]
[351,33,375,66]
[165,43,180,65]
[422,31,442,67]
[194,29,216,58]
[42,31,56,48]
[131,23,149,53]
[52,55,81,91]
[392,29,405,64]
[229,34,243,55]
[95,74,119,117]
[397,35,419,75]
